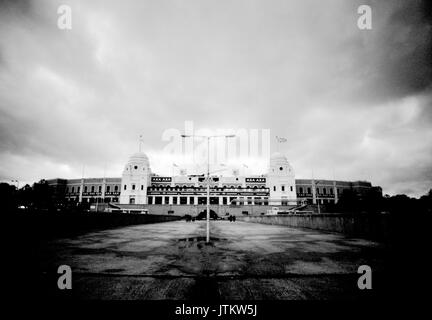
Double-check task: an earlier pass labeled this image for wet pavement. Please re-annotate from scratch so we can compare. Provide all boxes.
[37,220,389,300]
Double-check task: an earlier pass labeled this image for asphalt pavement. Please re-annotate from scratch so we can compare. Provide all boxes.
[37,220,389,300]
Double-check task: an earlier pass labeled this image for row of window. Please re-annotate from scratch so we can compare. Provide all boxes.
[273,185,294,192]
[124,184,145,191]
[66,197,119,203]
[297,187,341,195]
[146,196,269,205]
[70,185,345,195]
[124,185,269,191]
[68,185,120,193]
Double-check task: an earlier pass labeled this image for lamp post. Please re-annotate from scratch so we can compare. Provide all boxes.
[315,180,321,214]
[181,134,235,243]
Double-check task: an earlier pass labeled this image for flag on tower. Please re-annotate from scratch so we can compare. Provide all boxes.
[276,136,287,143]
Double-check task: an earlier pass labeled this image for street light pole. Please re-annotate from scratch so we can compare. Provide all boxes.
[182,134,235,243]
[206,137,210,243]
[315,180,321,214]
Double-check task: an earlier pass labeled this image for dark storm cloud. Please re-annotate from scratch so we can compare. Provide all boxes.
[375,1,431,99]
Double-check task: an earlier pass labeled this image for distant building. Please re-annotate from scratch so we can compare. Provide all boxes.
[47,151,381,208]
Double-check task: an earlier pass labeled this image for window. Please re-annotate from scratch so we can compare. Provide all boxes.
[279,167,283,171]
[180,197,187,205]
[77,187,80,193]
[190,197,194,205]
[155,196,162,204]
[307,187,311,194]
[330,188,334,194]
[290,186,293,192]
[132,184,136,190]
[134,165,138,170]
[114,185,118,191]
[223,197,227,205]
[164,197,169,204]
[281,185,285,192]
[299,187,303,193]
[148,196,153,204]
[141,185,144,190]
[273,186,276,192]
[323,188,327,195]
[173,197,178,205]
[98,186,102,192]
[91,186,95,192]
[107,186,111,192]
[71,187,75,193]
[124,185,127,190]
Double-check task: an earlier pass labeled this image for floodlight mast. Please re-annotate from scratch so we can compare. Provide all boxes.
[181,134,236,243]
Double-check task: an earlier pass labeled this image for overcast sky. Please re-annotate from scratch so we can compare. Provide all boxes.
[0,0,431,197]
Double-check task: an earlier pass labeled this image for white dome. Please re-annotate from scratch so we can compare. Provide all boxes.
[268,152,294,175]
[270,152,288,162]
[127,152,150,166]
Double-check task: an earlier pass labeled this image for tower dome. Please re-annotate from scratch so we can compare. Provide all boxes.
[126,152,150,166]
[270,152,288,163]
[268,152,294,175]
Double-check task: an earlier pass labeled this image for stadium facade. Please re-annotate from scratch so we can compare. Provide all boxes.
[47,152,381,214]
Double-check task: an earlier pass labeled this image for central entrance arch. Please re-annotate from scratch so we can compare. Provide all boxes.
[197,209,218,220]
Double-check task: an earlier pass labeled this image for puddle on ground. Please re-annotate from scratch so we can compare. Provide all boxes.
[177,237,228,247]
[178,236,226,242]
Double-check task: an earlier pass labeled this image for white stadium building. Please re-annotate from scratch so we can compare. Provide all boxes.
[47,151,381,216]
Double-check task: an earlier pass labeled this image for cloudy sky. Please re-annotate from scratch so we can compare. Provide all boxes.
[0,0,431,197]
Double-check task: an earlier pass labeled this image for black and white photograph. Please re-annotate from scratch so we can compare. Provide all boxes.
[1,0,431,316]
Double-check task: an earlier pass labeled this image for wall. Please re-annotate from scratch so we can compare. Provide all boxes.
[237,213,391,241]
[146,204,287,217]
